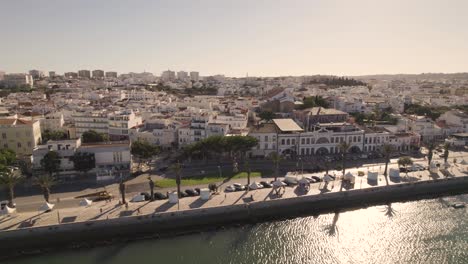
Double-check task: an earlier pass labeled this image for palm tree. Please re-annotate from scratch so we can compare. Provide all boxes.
[443,143,450,164]
[0,168,23,207]
[398,156,413,179]
[148,177,155,201]
[244,159,251,191]
[269,152,282,181]
[35,174,55,203]
[381,144,394,186]
[119,180,126,204]
[427,143,435,169]
[170,162,182,198]
[338,141,351,176]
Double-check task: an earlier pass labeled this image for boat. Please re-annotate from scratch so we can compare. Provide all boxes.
[451,203,465,209]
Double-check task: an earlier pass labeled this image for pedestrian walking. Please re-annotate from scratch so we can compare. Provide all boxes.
[137,208,141,214]
[100,208,103,214]
[125,202,129,210]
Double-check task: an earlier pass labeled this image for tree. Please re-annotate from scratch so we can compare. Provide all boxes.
[40,151,61,178]
[381,144,394,186]
[338,141,351,177]
[427,143,435,169]
[148,177,155,201]
[269,152,282,181]
[35,174,55,203]
[82,130,108,143]
[42,130,68,143]
[170,162,182,198]
[0,149,17,167]
[258,111,275,123]
[244,159,251,191]
[70,152,95,176]
[443,143,450,164]
[398,156,413,179]
[131,140,160,171]
[119,180,126,204]
[0,168,23,207]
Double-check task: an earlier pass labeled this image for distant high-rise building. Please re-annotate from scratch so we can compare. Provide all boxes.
[0,71,5,81]
[190,71,199,82]
[92,70,105,79]
[78,70,91,79]
[64,72,78,79]
[161,70,176,82]
[177,71,188,80]
[48,71,56,78]
[105,71,118,78]
[3,73,34,88]
[29,70,45,79]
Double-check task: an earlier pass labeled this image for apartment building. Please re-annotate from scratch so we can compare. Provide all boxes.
[2,74,34,88]
[0,118,41,158]
[72,110,109,138]
[108,110,142,141]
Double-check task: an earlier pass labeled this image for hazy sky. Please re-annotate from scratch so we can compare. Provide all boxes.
[1,0,468,76]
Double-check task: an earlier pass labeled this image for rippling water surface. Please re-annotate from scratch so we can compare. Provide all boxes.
[5,195,468,264]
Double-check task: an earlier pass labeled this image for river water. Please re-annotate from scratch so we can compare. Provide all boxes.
[5,195,468,264]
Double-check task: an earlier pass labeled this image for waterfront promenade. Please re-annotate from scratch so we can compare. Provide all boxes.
[1,154,467,232]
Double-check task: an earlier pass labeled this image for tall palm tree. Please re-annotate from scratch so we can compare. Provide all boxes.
[35,174,55,203]
[443,143,450,164]
[398,156,413,179]
[170,162,182,198]
[381,144,394,186]
[0,168,23,207]
[148,177,155,201]
[119,180,126,204]
[269,152,282,181]
[244,159,251,191]
[427,143,435,169]
[338,141,351,177]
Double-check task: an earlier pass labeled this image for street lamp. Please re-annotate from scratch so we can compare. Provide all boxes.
[299,157,303,177]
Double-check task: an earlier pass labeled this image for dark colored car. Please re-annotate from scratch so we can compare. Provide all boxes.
[180,191,189,198]
[154,192,168,200]
[185,189,199,196]
[399,167,408,173]
[260,181,272,188]
[311,176,322,182]
[140,192,151,201]
[194,188,201,194]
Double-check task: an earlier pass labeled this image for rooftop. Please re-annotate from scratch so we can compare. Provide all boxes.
[273,119,303,132]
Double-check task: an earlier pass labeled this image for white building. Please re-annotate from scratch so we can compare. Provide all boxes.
[190,71,199,82]
[108,110,142,141]
[161,70,176,82]
[177,71,189,80]
[2,74,34,88]
[39,112,65,132]
[72,110,109,138]
[129,119,180,149]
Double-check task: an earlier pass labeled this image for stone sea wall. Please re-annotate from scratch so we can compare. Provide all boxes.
[1,176,467,257]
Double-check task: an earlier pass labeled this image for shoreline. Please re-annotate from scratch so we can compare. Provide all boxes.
[1,176,468,260]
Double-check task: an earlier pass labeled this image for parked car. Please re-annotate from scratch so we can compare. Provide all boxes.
[140,192,151,201]
[399,167,408,173]
[185,189,199,196]
[233,183,246,191]
[305,176,316,183]
[154,192,167,200]
[225,185,236,192]
[249,182,264,190]
[180,191,189,198]
[0,200,15,209]
[311,176,322,182]
[194,188,201,194]
[260,181,273,188]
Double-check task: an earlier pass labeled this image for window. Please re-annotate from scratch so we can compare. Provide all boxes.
[264,143,268,149]
[27,142,32,147]
[264,136,268,141]
[17,142,21,148]
[301,138,305,144]
[291,139,295,145]
[281,139,285,145]
[286,139,290,145]
[1,133,6,139]
[306,138,310,144]
[3,144,7,148]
